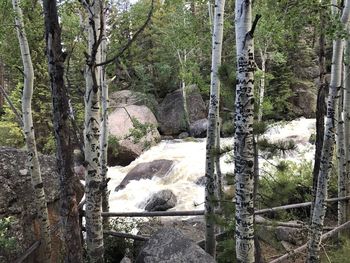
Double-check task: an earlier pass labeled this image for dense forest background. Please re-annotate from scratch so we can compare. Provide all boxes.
[0,0,325,153]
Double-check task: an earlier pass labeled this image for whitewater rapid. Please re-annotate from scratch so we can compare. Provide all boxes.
[107,118,316,213]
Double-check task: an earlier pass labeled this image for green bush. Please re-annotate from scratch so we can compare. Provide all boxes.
[0,121,24,148]
[258,160,313,219]
[0,217,18,262]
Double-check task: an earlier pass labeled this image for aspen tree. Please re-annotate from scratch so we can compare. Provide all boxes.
[12,0,51,261]
[234,0,258,262]
[307,0,350,261]
[83,0,105,261]
[204,0,225,257]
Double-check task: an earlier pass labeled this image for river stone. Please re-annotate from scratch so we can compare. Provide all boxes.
[115,159,174,191]
[158,85,207,135]
[0,147,84,262]
[189,118,208,138]
[144,190,177,211]
[108,104,160,166]
[135,228,215,263]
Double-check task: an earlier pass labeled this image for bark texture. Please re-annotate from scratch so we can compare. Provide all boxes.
[99,6,109,227]
[83,0,105,261]
[43,0,83,261]
[344,40,350,220]
[12,0,51,262]
[307,2,350,261]
[204,0,225,257]
[234,1,255,262]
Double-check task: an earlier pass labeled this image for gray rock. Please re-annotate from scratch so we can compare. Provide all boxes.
[158,85,207,135]
[135,228,215,263]
[189,119,208,138]
[109,90,158,110]
[178,132,189,139]
[115,159,174,191]
[195,176,206,186]
[144,190,177,211]
[275,226,304,245]
[0,147,84,262]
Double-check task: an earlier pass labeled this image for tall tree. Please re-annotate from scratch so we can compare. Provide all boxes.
[344,39,350,221]
[204,0,225,257]
[99,5,110,227]
[11,0,51,261]
[307,0,350,261]
[42,0,83,261]
[82,0,105,261]
[234,0,257,262]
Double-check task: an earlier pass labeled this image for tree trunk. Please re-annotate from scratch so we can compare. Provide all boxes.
[234,1,256,262]
[99,8,110,228]
[83,0,105,261]
[307,2,350,261]
[343,39,350,221]
[257,49,266,123]
[12,0,51,262]
[337,88,347,225]
[204,0,225,257]
[42,0,83,261]
[311,6,327,218]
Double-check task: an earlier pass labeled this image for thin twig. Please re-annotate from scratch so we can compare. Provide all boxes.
[0,85,23,126]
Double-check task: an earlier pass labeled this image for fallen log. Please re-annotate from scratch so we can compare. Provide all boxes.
[269,220,350,263]
[101,210,205,217]
[104,230,149,241]
[255,196,350,215]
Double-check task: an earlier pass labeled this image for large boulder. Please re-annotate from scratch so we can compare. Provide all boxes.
[144,190,177,211]
[289,80,317,118]
[0,147,84,263]
[189,118,208,138]
[135,228,215,263]
[108,104,160,166]
[115,159,174,191]
[158,85,207,135]
[109,90,158,110]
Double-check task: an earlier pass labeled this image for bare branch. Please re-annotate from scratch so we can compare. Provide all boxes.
[96,0,154,67]
[0,85,23,126]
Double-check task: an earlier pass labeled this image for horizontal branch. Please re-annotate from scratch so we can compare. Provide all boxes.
[101,210,205,217]
[269,220,350,263]
[104,230,149,241]
[255,196,350,215]
[98,196,350,218]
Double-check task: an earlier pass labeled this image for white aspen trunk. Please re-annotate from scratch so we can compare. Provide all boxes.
[84,0,104,261]
[99,8,109,227]
[234,1,255,262]
[257,49,266,123]
[344,39,350,221]
[337,89,347,225]
[204,0,225,257]
[12,0,51,261]
[307,2,350,261]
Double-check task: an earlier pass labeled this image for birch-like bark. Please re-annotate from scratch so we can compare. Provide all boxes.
[307,2,350,261]
[344,39,350,221]
[99,8,110,227]
[204,0,225,257]
[234,1,255,262]
[43,0,83,261]
[337,89,347,225]
[12,0,51,261]
[84,0,104,261]
[257,49,266,123]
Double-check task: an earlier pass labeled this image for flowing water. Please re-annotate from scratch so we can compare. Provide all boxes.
[108,118,316,213]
